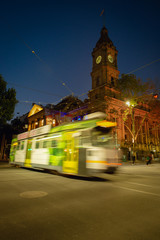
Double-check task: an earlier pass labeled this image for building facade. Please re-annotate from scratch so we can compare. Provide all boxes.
[28,104,73,131]
[89,26,160,159]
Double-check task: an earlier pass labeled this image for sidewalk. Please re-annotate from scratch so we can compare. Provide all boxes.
[121,158,160,166]
[0,161,11,168]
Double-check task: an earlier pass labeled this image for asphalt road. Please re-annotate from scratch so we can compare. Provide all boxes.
[0,162,160,240]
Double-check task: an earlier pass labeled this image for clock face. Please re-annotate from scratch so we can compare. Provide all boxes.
[108,54,113,63]
[96,56,102,64]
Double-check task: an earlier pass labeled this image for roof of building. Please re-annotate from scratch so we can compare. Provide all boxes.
[95,26,114,48]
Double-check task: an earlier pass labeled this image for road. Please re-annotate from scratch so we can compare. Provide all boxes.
[0,162,160,240]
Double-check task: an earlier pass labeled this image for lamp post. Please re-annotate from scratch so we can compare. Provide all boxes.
[115,112,118,147]
[125,100,136,161]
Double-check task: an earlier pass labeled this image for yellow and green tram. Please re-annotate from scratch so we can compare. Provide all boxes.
[10,112,121,176]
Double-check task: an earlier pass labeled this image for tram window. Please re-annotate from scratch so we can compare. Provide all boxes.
[36,141,40,149]
[42,141,47,148]
[17,142,20,150]
[51,140,57,148]
[91,127,114,147]
[21,141,24,150]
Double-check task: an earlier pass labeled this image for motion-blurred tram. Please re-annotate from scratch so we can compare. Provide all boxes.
[10,112,121,176]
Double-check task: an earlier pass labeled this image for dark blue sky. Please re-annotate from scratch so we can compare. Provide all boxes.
[1,0,160,118]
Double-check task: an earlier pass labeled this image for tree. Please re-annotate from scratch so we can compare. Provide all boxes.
[0,75,18,160]
[0,75,18,125]
[54,95,83,113]
[117,74,156,158]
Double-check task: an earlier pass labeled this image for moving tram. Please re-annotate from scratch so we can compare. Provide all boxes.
[10,112,121,176]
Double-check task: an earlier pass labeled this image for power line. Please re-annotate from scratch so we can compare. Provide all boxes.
[126,58,160,75]
[18,94,76,107]
[2,17,74,96]
[7,81,63,98]
[18,100,50,105]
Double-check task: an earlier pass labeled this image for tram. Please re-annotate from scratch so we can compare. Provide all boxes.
[10,112,121,176]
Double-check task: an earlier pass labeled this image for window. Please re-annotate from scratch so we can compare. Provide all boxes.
[21,141,24,150]
[42,141,47,148]
[39,119,44,127]
[91,127,114,147]
[17,142,20,150]
[36,141,40,149]
[51,140,57,148]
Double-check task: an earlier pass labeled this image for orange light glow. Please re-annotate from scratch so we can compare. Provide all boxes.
[96,120,117,128]
[86,160,122,166]
[153,94,158,99]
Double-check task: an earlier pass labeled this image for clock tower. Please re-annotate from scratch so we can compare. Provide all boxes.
[88,26,120,111]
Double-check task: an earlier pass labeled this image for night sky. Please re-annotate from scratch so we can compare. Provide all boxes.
[0,0,160,119]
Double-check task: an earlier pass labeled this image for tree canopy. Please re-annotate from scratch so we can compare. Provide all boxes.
[0,75,18,125]
[117,74,153,106]
[117,74,159,156]
[54,95,83,112]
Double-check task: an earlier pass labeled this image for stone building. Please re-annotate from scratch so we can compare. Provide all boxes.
[27,96,87,131]
[88,26,160,159]
[27,104,73,131]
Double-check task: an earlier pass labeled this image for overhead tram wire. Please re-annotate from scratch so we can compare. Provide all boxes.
[2,18,74,96]
[7,81,63,98]
[19,100,49,105]
[126,58,160,75]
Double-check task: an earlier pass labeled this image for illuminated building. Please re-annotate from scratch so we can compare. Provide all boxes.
[88,26,160,159]
[27,96,86,131]
[28,104,72,131]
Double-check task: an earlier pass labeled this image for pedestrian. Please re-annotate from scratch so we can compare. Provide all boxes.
[132,153,135,165]
[146,153,152,165]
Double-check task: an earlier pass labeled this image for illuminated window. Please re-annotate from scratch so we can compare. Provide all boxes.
[35,121,38,128]
[39,119,44,127]
[53,119,56,126]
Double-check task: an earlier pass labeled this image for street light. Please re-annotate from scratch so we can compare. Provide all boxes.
[125,100,136,162]
[126,101,130,107]
[126,101,135,107]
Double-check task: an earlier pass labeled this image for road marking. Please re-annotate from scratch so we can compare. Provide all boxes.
[127,182,154,188]
[115,185,160,198]
[20,191,48,198]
